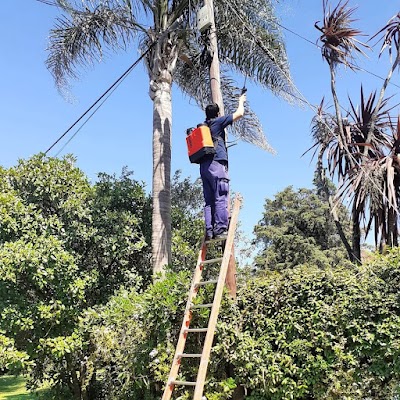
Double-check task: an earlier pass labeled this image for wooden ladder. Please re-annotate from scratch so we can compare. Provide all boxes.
[161,195,242,400]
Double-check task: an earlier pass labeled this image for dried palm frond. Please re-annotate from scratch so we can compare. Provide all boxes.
[371,12,400,58]
[315,0,368,68]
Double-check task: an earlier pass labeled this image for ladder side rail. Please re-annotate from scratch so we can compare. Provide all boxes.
[161,242,208,400]
[192,196,242,400]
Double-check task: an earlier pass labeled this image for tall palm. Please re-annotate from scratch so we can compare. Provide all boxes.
[38,0,297,275]
[336,90,395,252]
[314,0,369,262]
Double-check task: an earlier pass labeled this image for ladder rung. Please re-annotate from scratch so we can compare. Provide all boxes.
[195,280,218,287]
[201,257,223,265]
[184,328,208,333]
[205,232,229,243]
[205,236,226,243]
[190,303,213,309]
[170,380,197,386]
[177,353,202,358]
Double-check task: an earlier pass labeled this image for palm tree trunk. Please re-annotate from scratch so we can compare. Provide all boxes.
[150,77,172,275]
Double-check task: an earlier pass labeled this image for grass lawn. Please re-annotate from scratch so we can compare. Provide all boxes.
[0,375,36,400]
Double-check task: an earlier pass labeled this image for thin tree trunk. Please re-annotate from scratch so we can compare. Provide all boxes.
[351,202,361,264]
[65,354,82,399]
[317,162,354,260]
[329,65,346,150]
[150,77,172,275]
[363,50,400,156]
[330,198,354,260]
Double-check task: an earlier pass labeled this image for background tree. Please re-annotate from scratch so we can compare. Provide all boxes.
[38,0,297,275]
[170,170,204,271]
[253,185,352,271]
[0,155,150,398]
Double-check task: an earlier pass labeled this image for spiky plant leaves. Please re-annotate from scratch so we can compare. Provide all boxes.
[315,0,368,69]
[371,12,400,58]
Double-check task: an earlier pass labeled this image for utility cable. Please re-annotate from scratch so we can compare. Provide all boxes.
[44,43,155,155]
[54,79,122,156]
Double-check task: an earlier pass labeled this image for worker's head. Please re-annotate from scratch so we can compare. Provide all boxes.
[205,103,219,119]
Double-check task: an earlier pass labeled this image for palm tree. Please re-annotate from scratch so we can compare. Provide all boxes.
[38,0,297,275]
[364,13,400,155]
[313,0,369,262]
[310,88,396,258]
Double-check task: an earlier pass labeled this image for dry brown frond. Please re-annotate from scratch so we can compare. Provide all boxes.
[315,0,368,68]
[371,13,400,58]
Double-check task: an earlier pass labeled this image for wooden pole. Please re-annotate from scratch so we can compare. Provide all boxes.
[205,0,236,298]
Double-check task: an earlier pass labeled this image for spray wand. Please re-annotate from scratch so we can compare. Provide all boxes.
[241,75,247,95]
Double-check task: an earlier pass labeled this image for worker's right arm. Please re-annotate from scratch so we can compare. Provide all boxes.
[232,93,246,121]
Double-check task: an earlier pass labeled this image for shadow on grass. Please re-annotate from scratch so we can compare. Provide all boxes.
[0,375,36,400]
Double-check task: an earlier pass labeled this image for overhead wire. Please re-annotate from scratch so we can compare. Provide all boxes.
[44,3,398,217]
[43,13,189,155]
[54,78,124,157]
[45,3,399,155]
[45,5,398,156]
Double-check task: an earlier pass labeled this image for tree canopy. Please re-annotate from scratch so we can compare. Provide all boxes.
[254,185,351,271]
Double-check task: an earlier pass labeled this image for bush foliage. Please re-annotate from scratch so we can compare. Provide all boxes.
[2,155,400,399]
[82,250,400,399]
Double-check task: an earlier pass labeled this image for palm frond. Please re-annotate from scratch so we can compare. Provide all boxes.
[315,0,368,68]
[174,54,275,153]
[371,12,400,58]
[45,1,143,89]
[223,74,275,154]
[215,0,299,103]
[36,0,58,5]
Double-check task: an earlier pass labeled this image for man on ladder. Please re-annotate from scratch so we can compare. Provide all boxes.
[200,91,247,241]
[163,92,246,400]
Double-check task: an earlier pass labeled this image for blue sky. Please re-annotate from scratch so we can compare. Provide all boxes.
[1,1,399,244]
